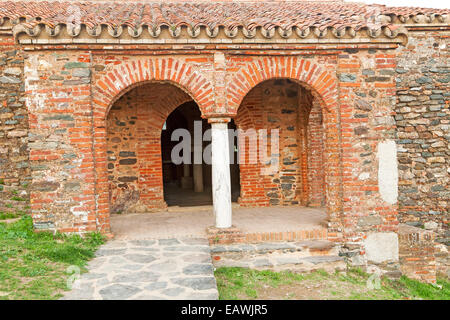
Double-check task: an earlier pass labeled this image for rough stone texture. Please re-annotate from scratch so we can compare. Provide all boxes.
[0,34,30,215]
[395,31,449,243]
[62,238,219,300]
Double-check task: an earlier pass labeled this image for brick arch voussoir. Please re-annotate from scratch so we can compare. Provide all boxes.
[228,57,337,116]
[94,58,214,120]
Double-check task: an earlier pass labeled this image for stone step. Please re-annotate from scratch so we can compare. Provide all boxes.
[207,227,328,245]
[211,240,345,273]
[211,240,336,254]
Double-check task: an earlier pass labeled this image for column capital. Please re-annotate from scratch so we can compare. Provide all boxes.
[207,116,231,124]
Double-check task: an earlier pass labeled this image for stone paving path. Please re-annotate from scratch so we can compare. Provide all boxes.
[62,238,219,300]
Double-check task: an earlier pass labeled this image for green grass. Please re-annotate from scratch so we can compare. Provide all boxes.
[10,196,27,202]
[0,212,22,221]
[215,267,306,299]
[215,267,450,300]
[0,216,104,300]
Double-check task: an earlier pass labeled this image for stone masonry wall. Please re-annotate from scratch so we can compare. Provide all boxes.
[337,49,400,263]
[25,51,97,233]
[395,31,449,244]
[307,100,325,207]
[0,35,30,216]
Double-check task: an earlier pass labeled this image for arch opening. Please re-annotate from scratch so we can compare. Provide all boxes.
[234,78,326,208]
[106,81,240,215]
[106,82,193,213]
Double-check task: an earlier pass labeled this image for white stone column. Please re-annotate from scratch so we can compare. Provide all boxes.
[210,119,232,228]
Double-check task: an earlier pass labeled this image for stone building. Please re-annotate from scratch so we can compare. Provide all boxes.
[0,0,448,282]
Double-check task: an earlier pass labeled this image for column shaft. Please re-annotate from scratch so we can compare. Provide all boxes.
[211,122,232,228]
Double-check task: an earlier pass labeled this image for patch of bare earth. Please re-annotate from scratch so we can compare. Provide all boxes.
[255,279,370,300]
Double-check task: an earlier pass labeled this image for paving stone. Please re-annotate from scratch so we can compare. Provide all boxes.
[130,240,157,247]
[158,239,180,246]
[99,284,141,300]
[95,249,127,257]
[128,247,159,253]
[109,256,128,264]
[133,294,167,300]
[182,253,212,263]
[162,287,186,297]
[192,292,220,300]
[121,264,144,271]
[182,264,214,275]
[145,281,168,291]
[162,252,180,257]
[82,273,107,280]
[146,261,178,272]
[112,271,159,283]
[171,277,217,290]
[124,254,157,264]
[164,245,210,252]
[181,238,209,246]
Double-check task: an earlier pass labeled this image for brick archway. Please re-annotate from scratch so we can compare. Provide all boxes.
[227,57,337,115]
[92,58,215,233]
[227,57,343,240]
[93,58,214,119]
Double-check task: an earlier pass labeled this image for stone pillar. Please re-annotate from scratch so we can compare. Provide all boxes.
[209,118,232,228]
[193,164,204,193]
[193,120,204,193]
[181,164,193,189]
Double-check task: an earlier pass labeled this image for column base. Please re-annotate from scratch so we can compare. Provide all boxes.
[206,225,244,245]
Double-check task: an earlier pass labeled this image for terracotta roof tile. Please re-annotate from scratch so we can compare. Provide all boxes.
[0,1,448,31]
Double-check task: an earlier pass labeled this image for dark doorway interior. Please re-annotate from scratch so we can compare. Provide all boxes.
[161,102,240,207]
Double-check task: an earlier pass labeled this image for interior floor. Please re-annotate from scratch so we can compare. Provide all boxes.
[110,206,327,240]
[163,184,240,207]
